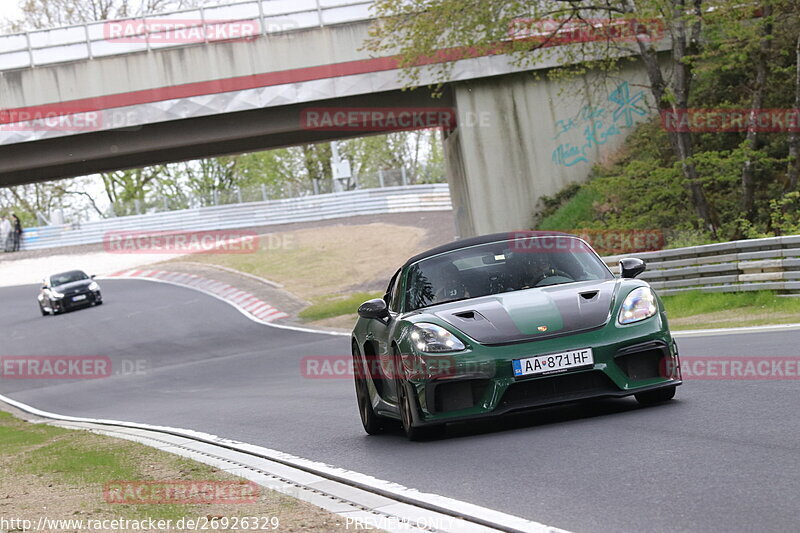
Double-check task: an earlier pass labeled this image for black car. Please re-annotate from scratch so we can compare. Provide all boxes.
[38,270,103,316]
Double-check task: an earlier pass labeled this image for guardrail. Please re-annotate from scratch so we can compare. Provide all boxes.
[604,235,800,295]
[0,0,372,70]
[15,184,452,251]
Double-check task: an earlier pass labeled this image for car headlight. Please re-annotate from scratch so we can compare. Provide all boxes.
[618,287,657,324]
[49,289,64,299]
[89,282,100,291]
[410,323,466,353]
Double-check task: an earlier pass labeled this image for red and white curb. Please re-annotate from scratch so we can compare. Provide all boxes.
[108,269,289,322]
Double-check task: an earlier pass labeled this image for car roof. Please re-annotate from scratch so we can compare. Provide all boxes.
[402,231,576,269]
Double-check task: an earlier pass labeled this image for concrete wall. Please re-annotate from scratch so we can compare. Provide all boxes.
[444,63,653,237]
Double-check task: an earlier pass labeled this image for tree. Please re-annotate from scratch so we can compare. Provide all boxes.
[786,36,800,191]
[0,178,103,226]
[10,0,200,30]
[101,166,170,215]
[364,0,744,234]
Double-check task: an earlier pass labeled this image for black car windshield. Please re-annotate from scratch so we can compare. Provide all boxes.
[50,271,89,286]
[405,236,614,311]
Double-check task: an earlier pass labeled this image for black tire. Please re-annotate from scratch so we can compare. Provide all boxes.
[95,300,103,306]
[352,350,387,435]
[39,304,48,316]
[635,386,676,405]
[394,349,444,441]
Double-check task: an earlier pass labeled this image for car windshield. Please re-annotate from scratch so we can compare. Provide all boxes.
[50,271,89,287]
[404,236,614,311]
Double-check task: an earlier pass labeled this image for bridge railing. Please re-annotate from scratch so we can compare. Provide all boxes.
[0,0,373,70]
[603,236,800,295]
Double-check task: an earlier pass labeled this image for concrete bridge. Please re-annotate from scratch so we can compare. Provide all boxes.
[0,0,655,236]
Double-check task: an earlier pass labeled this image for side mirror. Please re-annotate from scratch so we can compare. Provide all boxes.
[91,274,96,279]
[619,257,646,279]
[41,285,47,290]
[358,298,390,320]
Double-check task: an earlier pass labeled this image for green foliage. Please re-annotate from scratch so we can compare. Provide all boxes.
[769,192,800,235]
[536,115,795,245]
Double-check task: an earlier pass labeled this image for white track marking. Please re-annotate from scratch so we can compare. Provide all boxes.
[0,394,569,533]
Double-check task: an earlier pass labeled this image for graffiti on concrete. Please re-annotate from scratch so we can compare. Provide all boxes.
[552,82,647,167]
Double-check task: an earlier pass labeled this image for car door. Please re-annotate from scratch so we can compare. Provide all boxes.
[365,268,403,403]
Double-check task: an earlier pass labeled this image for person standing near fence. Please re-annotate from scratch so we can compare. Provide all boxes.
[0,216,11,252]
[11,214,22,252]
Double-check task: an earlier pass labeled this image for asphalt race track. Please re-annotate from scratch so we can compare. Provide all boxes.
[1,280,799,532]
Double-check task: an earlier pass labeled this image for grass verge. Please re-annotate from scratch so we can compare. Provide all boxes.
[0,410,351,531]
[662,290,800,330]
[298,291,382,321]
[537,186,600,231]
[176,223,425,301]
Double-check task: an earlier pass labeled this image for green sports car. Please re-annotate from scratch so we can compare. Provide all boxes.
[351,232,682,440]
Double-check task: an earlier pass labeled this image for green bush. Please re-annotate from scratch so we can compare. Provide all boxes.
[534,117,792,247]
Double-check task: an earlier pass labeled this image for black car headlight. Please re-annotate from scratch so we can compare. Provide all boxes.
[410,323,466,353]
[49,289,64,299]
[618,287,657,324]
[89,281,100,292]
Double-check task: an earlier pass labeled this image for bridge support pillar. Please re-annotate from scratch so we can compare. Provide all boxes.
[442,67,652,238]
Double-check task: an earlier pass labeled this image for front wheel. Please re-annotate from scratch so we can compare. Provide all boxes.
[396,380,444,441]
[353,353,388,435]
[39,304,48,316]
[635,386,676,405]
[393,350,444,441]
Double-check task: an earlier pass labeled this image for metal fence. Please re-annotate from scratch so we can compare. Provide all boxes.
[15,183,452,250]
[108,167,441,217]
[604,235,800,295]
[0,0,373,70]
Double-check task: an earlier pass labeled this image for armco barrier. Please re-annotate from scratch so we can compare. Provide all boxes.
[17,184,452,251]
[604,235,800,295]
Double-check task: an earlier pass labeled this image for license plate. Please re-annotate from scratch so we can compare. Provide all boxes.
[72,295,87,302]
[513,348,594,378]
